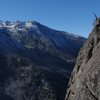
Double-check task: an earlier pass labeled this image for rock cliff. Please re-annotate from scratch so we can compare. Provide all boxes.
[65,18,100,100]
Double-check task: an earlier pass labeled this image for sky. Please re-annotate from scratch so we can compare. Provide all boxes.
[0,0,99,37]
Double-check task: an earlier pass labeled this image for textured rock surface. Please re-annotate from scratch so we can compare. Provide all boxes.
[65,18,100,100]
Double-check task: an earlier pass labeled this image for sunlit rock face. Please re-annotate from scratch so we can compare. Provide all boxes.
[65,18,100,100]
[0,20,86,100]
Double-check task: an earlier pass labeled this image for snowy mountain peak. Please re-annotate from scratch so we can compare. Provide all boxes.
[25,21,39,29]
[0,20,38,28]
[0,20,86,100]
[0,20,83,39]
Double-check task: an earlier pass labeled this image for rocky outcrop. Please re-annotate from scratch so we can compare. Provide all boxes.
[65,18,100,100]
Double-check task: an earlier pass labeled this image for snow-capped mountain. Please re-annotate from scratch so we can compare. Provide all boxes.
[0,21,86,100]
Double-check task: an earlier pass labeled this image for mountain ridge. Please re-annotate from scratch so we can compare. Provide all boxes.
[0,20,86,100]
[0,20,84,38]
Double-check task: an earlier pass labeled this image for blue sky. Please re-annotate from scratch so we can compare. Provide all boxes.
[0,0,99,37]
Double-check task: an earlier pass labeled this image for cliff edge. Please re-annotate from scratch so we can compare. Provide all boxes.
[65,18,100,100]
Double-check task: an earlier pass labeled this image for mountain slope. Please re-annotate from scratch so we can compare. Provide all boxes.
[0,21,86,100]
[65,18,100,100]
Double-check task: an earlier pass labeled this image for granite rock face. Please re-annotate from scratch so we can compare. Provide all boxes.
[65,18,100,100]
